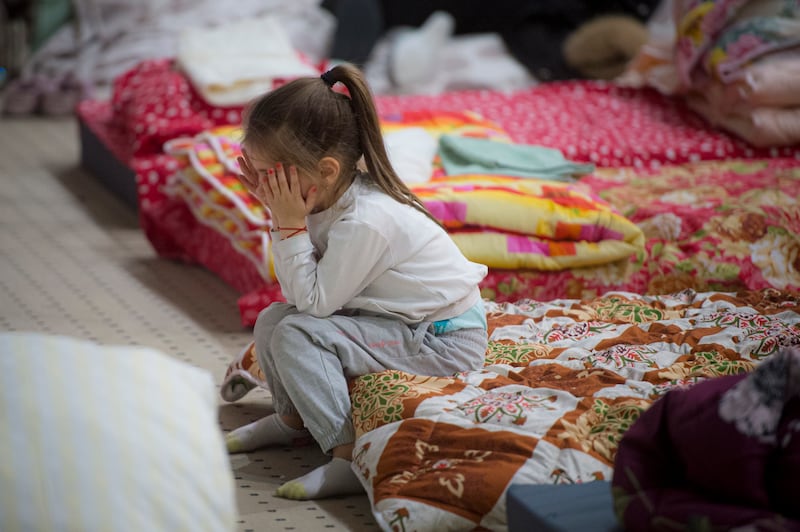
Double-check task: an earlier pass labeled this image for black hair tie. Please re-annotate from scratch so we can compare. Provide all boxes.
[320,70,336,88]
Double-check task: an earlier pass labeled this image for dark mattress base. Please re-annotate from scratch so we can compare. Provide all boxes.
[78,118,138,211]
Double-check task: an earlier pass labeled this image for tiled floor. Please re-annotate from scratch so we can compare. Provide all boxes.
[0,116,379,531]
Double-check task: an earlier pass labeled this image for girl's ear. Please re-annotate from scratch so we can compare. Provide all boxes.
[318,156,341,185]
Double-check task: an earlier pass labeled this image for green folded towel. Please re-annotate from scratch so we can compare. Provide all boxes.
[438,134,595,180]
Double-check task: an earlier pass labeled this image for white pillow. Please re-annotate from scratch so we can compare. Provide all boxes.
[0,333,236,532]
[384,127,438,184]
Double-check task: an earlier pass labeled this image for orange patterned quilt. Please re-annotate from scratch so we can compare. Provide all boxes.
[221,288,800,530]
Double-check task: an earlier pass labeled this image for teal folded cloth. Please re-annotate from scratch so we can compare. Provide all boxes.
[438,134,595,180]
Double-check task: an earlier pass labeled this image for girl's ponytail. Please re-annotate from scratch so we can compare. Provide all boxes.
[322,65,444,228]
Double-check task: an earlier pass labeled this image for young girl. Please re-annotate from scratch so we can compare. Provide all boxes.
[226,64,488,500]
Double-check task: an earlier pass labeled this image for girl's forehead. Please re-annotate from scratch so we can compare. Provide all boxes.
[243,145,274,165]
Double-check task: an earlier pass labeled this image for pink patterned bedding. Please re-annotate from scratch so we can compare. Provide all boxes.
[481,158,800,298]
[230,156,800,325]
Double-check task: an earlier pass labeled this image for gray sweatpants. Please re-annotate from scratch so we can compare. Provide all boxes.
[254,302,487,452]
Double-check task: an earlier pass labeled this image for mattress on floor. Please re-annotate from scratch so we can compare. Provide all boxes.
[174,123,800,327]
[77,99,271,296]
[77,59,800,326]
[78,102,138,210]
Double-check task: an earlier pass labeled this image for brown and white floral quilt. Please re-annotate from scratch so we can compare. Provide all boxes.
[221,288,800,531]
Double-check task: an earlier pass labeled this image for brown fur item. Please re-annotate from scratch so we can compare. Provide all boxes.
[563,15,650,80]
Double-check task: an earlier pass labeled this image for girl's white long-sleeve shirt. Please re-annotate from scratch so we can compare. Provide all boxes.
[270,174,487,324]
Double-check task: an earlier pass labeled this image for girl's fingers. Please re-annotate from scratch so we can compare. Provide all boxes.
[289,166,315,214]
[288,165,300,194]
[304,185,318,212]
[240,149,253,172]
[236,156,257,188]
[242,148,254,169]
[273,162,286,195]
[242,150,260,179]
[267,167,279,197]
[238,152,263,191]
[258,180,272,205]
[259,171,274,198]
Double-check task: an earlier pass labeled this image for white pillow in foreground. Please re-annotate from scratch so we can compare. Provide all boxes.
[0,332,236,532]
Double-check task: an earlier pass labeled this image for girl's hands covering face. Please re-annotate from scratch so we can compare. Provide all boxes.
[261,161,317,228]
[236,149,267,205]
[236,149,317,228]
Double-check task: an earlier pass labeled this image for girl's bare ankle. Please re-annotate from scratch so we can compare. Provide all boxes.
[331,443,354,461]
[280,414,305,430]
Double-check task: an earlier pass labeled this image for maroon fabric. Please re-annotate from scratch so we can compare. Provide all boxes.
[613,351,800,531]
[770,398,800,521]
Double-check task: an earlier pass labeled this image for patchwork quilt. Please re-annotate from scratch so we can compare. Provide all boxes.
[221,288,800,531]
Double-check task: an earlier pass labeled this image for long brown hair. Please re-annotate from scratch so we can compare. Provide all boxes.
[242,64,442,227]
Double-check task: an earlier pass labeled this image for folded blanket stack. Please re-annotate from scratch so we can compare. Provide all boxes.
[686,49,800,147]
[411,173,643,271]
[686,0,800,147]
[622,0,800,147]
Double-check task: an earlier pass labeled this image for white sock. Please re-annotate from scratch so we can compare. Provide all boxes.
[389,11,454,90]
[226,414,311,453]
[275,457,364,500]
